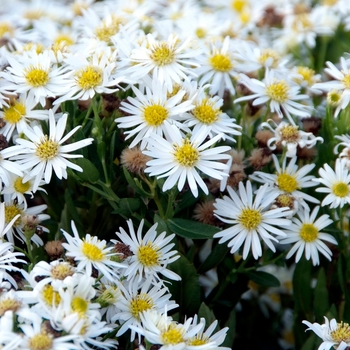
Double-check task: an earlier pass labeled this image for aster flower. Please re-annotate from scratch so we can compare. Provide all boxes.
[116,79,194,149]
[11,109,93,192]
[250,154,319,211]
[334,134,350,169]
[213,181,292,260]
[280,206,336,266]
[144,124,231,198]
[260,120,323,158]
[302,317,350,350]
[313,158,350,209]
[112,219,180,283]
[235,69,312,125]
[61,220,126,282]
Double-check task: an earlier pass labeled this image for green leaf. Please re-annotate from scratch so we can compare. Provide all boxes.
[72,158,100,183]
[293,257,312,314]
[222,309,235,348]
[313,268,329,320]
[198,302,217,327]
[245,270,280,287]
[112,198,141,216]
[97,141,107,160]
[198,242,229,273]
[300,333,318,350]
[122,167,152,197]
[167,218,220,239]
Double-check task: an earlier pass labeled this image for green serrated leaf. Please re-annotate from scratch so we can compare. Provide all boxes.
[245,270,280,287]
[167,218,220,239]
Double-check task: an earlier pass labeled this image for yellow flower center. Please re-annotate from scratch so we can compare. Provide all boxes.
[195,28,206,38]
[54,33,75,47]
[150,43,176,66]
[238,208,262,230]
[0,22,14,38]
[258,49,280,68]
[95,16,123,42]
[193,99,220,124]
[295,66,315,86]
[323,0,338,5]
[231,0,247,12]
[327,90,342,106]
[36,137,59,161]
[187,337,209,346]
[341,72,350,89]
[42,284,61,307]
[0,297,22,316]
[331,322,350,343]
[71,2,88,16]
[72,296,88,315]
[25,65,49,87]
[275,194,294,208]
[265,80,289,103]
[97,287,119,307]
[14,177,31,193]
[81,241,105,261]
[280,125,300,142]
[23,42,45,54]
[143,104,168,126]
[50,263,74,280]
[5,204,22,226]
[292,14,312,31]
[332,182,350,197]
[3,101,26,124]
[277,172,299,193]
[130,293,154,320]
[299,223,318,242]
[137,242,160,267]
[29,333,53,350]
[75,66,103,90]
[174,139,199,167]
[209,53,232,72]
[161,325,184,345]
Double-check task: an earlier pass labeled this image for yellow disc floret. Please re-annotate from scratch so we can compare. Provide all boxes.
[174,139,199,167]
[151,43,176,66]
[280,125,300,142]
[161,325,184,345]
[50,262,74,280]
[238,208,262,230]
[4,204,22,226]
[209,53,232,72]
[143,104,168,126]
[266,80,289,103]
[137,242,160,267]
[81,241,105,261]
[36,137,59,161]
[277,172,299,193]
[3,101,26,124]
[0,297,22,316]
[332,182,350,198]
[42,284,61,307]
[331,322,350,343]
[193,99,220,124]
[29,332,53,350]
[75,66,103,90]
[14,177,31,193]
[130,293,154,320]
[72,296,89,315]
[299,223,318,242]
[25,65,49,87]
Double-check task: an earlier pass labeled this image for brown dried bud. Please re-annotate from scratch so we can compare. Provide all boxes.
[255,129,274,148]
[0,134,8,151]
[296,146,317,160]
[121,147,151,174]
[102,94,121,114]
[114,242,133,260]
[193,200,222,227]
[301,116,322,135]
[249,148,272,170]
[44,240,65,260]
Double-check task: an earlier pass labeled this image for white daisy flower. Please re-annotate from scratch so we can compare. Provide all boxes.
[1,50,70,107]
[12,109,93,192]
[0,145,24,187]
[0,92,49,141]
[313,158,350,209]
[61,220,126,282]
[213,181,292,260]
[302,317,350,350]
[112,277,178,340]
[261,120,323,158]
[334,134,350,169]
[144,124,231,198]
[234,69,312,125]
[116,79,194,149]
[280,206,336,266]
[196,36,238,97]
[112,219,180,283]
[250,154,319,211]
[0,310,23,349]
[183,94,242,143]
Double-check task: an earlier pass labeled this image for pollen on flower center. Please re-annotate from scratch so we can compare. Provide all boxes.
[331,322,350,343]
[161,325,184,345]
[258,49,280,68]
[174,139,199,167]
[209,53,233,72]
[280,125,300,142]
[72,296,88,315]
[5,204,22,226]
[95,16,123,42]
[238,208,262,230]
[327,90,342,106]
[42,284,61,307]
[266,80,289,103]
[150,43,176,66]
[332,182,350,197]
[14,177,31,194]
[299,223,318,242]
[275,194,294,209]
[277,172,299,193]
[296,66,315,85]
[36,137,59,161]
[81,241,104,261]
[143,104,168,126]
[76,66,103,90]
[50,263,74,280]
[25,65,49,87]
[3,102,26,124]
[130,293,154,320]
[193,100,220,124]
[29,332,53,350]
[0,297,22,316]
[137,242,160,267]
